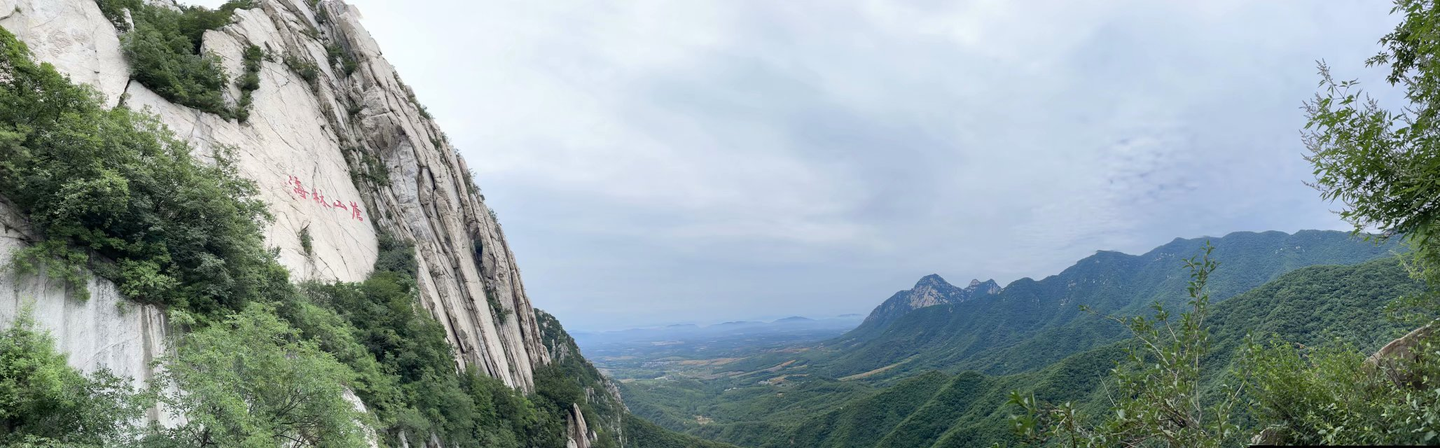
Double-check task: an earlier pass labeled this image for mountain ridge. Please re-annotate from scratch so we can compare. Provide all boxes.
[716,229,1400,385]
[851,274,1001,339]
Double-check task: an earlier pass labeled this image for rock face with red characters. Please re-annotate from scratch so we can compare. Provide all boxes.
[0,0,608,445]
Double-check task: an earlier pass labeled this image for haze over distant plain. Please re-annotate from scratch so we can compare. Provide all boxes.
[185,0,1402,331]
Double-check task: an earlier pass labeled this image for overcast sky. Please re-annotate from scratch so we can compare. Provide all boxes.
[191,0,1404,331]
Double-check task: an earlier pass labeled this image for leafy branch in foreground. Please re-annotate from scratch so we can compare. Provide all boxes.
[1248,331,1440,445]
[1304,0,1440,325]
[1008,243,1248,448]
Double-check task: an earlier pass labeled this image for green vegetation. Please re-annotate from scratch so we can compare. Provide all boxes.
[327,43,358,77]
[0,25,278,316]
[0,23,712,448]
[1250,336,1440,445]
[102,0,257,118]
[235,44,263,122]
[344,146,392,187]
[727,230,1397,387]
[623,257,1423,447]
[149,304,370,447]
[293,234,568,447]
[624,414,740,448]
[533,310,630,447]
[300,225,314,256]
[1306,0,1440,325]
[1011,244,1247,447]
[0,310,144,447]
[285,52,321,87]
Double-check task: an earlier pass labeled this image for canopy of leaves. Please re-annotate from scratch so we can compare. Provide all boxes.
[1305,0,1440,322]
[0,25,281,317]
[0,310,144,447]
[293,235,568,447]
[147,304,369,447]
[98,0,257,117]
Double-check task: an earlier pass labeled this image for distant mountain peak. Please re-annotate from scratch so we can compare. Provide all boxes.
[915,274,950,288]
[966,279,1002,295]
[856,273,1001,335]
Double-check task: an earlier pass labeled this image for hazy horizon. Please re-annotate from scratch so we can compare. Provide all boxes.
[187,0,1401,331]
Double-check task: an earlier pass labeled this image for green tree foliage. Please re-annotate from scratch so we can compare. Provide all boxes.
[1250,335,1440,445]
[647,258,1420,448]
[234,44,263,122]
[759,231,1397,385]
[296,234,568,447]
[0,25,281,317]
[1243,0,1440,443]
[533,309,628,447]
[148,304,370,447]
[110,0,258,117]
[1010,244,1247,448]
[623,414,740,448]
[1305,0,1440,323]
[0,310,145,447]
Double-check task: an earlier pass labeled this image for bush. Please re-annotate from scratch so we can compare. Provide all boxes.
[0,310,145,446]
[300,225,314,256]
[297,234,566,446]
[0,26,279,317]
[1250,334,1440,445]
[285,52,320,86]
[235,44,263,122]
[112,0,259,118]
[327,43,358,76]
[94,0,143,31]
[148,304,370,447]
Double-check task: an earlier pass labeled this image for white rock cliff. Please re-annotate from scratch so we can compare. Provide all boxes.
[0,0,605,444]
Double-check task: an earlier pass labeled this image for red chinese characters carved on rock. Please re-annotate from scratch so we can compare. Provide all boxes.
[286,175,364,221]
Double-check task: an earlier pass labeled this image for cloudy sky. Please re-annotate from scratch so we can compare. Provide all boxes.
[192,0,1404,331]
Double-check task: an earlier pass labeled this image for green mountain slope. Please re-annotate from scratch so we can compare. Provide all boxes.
[760,257,1420,447]
[771,230,1398,382]
[847,276,1001,341]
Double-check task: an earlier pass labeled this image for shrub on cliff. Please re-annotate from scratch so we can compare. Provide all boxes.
[0,26,278,317]
[146,304,370,447]
[100,0,256,118]
[0,310,145,446]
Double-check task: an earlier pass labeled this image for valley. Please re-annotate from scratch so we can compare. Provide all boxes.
[580,231,1418,446]
[4,0,1440,446]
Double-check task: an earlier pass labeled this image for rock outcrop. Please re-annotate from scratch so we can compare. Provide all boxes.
[0,0,614,445]
[851,274,1001,336]
[1366,321,1437,389]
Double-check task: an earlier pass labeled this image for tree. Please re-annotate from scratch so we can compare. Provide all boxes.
[0,309,145,447]
[1305,0,1440,323]
[1217,0,1440,444]
[147,304,369,447]
[1008,244,1248,447]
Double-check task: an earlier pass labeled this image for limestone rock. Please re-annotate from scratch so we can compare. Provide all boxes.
[1366,321,1437,389]
[0,199,172,425]
[567,403,592,448]
[0,0,622,442]
[0,0,130,107]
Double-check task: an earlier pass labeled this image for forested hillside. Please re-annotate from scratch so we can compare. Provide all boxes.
[735,230,1398,385]
[0,0,730,445]
[633,257,1421,447]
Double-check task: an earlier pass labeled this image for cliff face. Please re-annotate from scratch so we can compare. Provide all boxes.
[0,0,608,442]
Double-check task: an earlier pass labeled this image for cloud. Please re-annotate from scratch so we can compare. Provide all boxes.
[186,0,1402,330]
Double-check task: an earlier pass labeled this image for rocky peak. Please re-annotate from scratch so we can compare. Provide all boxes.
[915,274,952,289]
[965,279,1002,295]
[854,273,1001,336]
